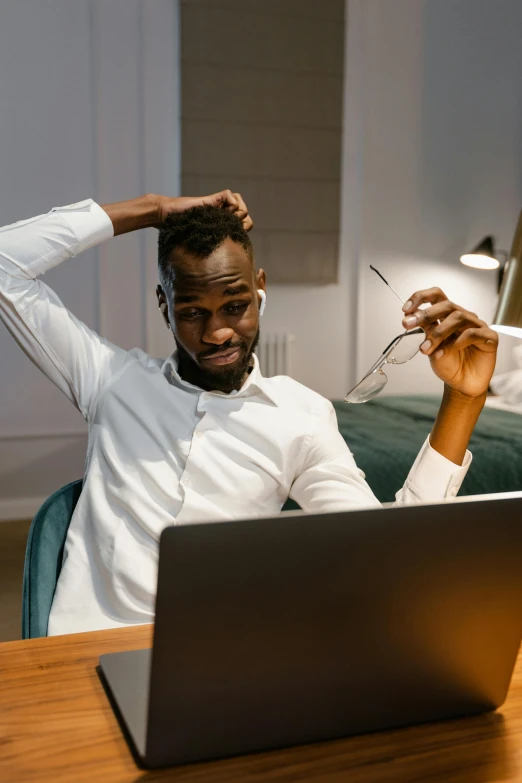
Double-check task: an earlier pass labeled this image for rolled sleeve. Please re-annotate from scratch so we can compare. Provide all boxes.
[397,436,472,504]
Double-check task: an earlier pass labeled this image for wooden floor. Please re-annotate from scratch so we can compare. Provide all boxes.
[0,520,31,642]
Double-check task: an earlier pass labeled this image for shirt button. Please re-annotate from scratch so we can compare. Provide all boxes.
[449,487,458,497]
[181,475,191,487]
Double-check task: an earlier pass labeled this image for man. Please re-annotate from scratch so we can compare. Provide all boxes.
[0,191,498,635]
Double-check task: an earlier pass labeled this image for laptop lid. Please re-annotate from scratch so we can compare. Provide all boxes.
[136,494,522,767]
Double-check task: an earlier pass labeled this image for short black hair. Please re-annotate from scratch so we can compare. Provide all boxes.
[158,205,253,290]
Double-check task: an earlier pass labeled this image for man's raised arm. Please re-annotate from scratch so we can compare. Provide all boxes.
[291,288,498,511]
[0,191,252,421]
[103,191,253,236]
[0,199,119,419]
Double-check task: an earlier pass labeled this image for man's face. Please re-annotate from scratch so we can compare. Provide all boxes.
[158,239,265,393]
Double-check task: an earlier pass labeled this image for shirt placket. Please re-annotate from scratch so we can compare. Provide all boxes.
[178,391,212,507]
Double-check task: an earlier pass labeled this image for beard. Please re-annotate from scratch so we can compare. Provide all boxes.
[175,329,260,393]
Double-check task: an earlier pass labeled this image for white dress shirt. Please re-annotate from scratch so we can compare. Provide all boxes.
[0,200,471,635]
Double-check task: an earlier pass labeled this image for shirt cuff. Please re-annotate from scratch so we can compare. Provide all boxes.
[52,199,114,255]
[404,436,471,501]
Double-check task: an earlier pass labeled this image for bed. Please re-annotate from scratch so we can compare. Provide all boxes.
[333,395,522,503]
[284,395,522,509]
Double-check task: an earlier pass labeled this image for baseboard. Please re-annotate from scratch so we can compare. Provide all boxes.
[0,497,46,522]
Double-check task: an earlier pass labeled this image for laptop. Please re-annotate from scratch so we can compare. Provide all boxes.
[98,493,522,769]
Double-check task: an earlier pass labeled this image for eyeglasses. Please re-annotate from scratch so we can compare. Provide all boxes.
[344,328,425,403]
[344,266,425,404]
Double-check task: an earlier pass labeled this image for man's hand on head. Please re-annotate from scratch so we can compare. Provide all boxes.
[102,191,253,237]
[155,190,253,231]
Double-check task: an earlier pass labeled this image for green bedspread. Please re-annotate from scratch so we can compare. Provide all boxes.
[332,395,522,503]
[284,395,522,509]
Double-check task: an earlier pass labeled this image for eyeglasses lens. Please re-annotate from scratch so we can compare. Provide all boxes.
[344,368,387,403]
[387,330,425,364]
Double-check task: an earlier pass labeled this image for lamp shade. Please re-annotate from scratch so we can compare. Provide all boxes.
[460,236,499,270]
[492,210,522,338]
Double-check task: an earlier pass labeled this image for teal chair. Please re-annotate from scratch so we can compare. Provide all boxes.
[22,479,83,639]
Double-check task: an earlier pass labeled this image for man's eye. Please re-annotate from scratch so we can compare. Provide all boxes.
[180,310,203,320]
[225,302,249,315]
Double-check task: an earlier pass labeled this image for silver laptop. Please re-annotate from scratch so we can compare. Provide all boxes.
[98,494,522,769]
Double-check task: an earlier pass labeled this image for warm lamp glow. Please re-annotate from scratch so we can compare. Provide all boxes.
[460,253,500,270]
[460,235,499,271]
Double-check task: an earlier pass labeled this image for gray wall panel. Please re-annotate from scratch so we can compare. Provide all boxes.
[180,0,344,284]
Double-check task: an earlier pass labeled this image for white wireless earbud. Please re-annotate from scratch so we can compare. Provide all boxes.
[257,289,266,316]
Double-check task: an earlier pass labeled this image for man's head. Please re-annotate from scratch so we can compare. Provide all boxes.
[157,205,266,393]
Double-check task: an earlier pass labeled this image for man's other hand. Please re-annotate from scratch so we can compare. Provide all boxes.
[155,190,253,231]
[401,287,498,399]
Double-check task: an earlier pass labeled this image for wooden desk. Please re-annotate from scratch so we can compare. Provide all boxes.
[1,625,521,783]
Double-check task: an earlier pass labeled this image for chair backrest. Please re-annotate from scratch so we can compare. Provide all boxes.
[22,479,83,639]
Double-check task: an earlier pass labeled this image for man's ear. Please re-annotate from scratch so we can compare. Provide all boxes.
[156,284,171,330]
[255,270,267,317]
[255,268,266,292]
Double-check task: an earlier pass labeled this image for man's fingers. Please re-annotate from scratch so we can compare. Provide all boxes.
[206,190,253,231]
[227,192,254,231]
[242,214,254,231]
[402,287,448,314]
[230,192,248,216]
[398,286,498,397]
[171,190,254,231]
[402,300,480,331]
[452,326,499,353]
[418,310,486,355]
[205,189,238,209]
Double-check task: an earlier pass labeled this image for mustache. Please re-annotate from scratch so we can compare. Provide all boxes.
[197,340,246,360]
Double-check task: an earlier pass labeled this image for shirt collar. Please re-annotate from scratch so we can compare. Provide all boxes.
[161,350,278,406]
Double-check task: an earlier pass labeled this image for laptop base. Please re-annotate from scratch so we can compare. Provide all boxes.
[98,648,151,763]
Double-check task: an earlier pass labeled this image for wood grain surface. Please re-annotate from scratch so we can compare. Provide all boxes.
[1,624,521,782]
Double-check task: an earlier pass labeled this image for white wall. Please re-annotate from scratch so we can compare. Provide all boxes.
[264,0,522,400]
[346,0,522,396]
[0,0,180,518]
